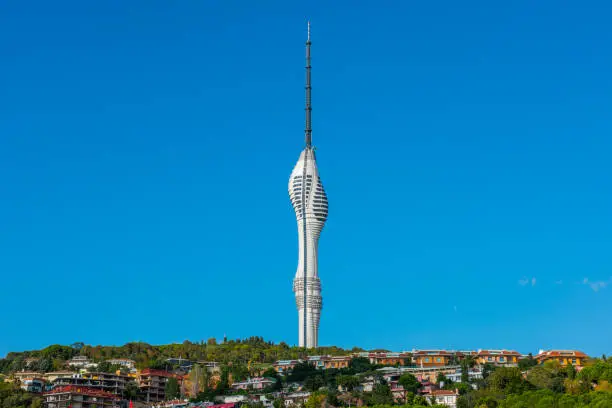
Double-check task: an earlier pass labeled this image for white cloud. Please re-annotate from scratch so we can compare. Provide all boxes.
[582,277,611,292]
[518,277,536,287]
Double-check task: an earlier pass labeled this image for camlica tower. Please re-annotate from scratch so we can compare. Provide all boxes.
[288,22,329,348]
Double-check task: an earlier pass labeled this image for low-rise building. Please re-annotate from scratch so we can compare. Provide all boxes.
[306,355,352,369]
[43,385,120,408]
[428,389,459,408]
[106,359,136,371]
[10,372,43,383]
[67,356,98,370]
[353,352,410,366]
[273,360,303,374]
[476,350,521,367]
[446,369,483,384]
[231,377,277,391]
[283,392,311,407]
[215,395,248,404]
[412,350,453,367]
[370,352,410,366]
[19,377,46,393]
[43,372,74,383]
[535,350,588,367]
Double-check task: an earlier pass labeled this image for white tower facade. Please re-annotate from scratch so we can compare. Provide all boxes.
[288,23,328,348]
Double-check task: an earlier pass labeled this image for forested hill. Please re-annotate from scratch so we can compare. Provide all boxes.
[1,337,364,372]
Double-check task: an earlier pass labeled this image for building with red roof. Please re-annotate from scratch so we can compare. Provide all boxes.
[535,350,588,367]
[43,385,120,408]
[476,349,522,367]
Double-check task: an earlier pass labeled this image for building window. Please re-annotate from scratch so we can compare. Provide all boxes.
[425,358,429,363]
[436,358,441,362]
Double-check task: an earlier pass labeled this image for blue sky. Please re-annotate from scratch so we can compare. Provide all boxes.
[1,0,611,357]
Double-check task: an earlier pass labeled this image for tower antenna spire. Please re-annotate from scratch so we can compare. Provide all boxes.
[305,21,312,148]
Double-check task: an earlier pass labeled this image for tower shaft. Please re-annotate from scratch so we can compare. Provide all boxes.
[288,22,328,348]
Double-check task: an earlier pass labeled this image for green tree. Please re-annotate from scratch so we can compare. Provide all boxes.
[398,373,422,394]
[96,362,123,374]
[336,374,360,391]
[482,363,496,379]
[124,381,140,400]
[369,383,394,405]
[527,366,564,393]
[437,372,452,386]
[287,362,318,382]
[36,357,53,373]
[518,353,538,371]
[349,357,373,373]
[487,367,530,394]
[305,392,326,408]
[565,363,576,380]
[305,375,325,392]
[165,377,180,400]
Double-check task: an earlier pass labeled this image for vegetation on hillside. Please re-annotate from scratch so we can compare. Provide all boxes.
[2,339,612,408]
[0,337,362,374]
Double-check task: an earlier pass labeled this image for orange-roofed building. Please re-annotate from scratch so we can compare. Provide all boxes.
[535,350,588,367]
[476,350,521,367]
[412,350,453,367]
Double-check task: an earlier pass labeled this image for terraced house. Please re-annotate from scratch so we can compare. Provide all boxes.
[476,350,521,366]
[536,350,588,367]
[412,350,453,367]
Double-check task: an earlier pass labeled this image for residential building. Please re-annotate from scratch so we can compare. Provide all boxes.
[106,358,136,371]
[290,22,328,349]
[400,366,461,384]
[216,395,248,404]
[412,350,453,367]
[446,369,483,384]
[52,372,131,396]
[353,352,411,366]
[19,377,45,393]
[67,356,98,370]
[369,352,410,366]
[307,355,351,369]
[273,360,303,374]
[10,372,43,383]
[535,350,588,367]
[138,368,180,402]
[283,392,311,407]
[476,350,521,367]
[231,377,277,391]
[43,372,74,383]
[43,385,120,408]
[389,382,407,402]
[428,390,459,408]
